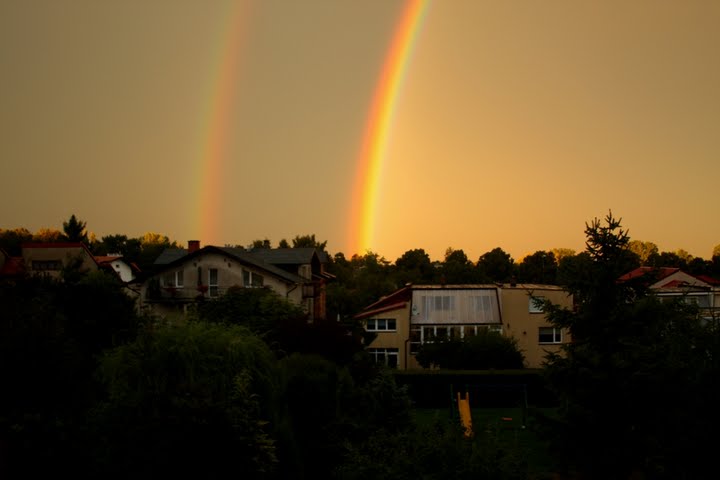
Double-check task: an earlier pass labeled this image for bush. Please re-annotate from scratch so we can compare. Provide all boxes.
[416,330,525,370]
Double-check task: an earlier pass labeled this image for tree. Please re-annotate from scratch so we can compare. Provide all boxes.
[32,227,64,242]
[543,212,718,479]
[135,232,178,272]
[291,234,327,252]
[628,240,659,265]
[713,243,720,259]
[394,248,436,285]
[476,247,514,283]
[551,248,575,264]
[250,238,272,249]
[93,323,279,478]
[62,214,88,243]
[415,329,525,370]
[0,227,33,255]
[278,238,290,248]
[440,247,478,284]
[516,250,558,284]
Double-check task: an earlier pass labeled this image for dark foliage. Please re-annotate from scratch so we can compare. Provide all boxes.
[543,212,719,479]
[416,330,525,370]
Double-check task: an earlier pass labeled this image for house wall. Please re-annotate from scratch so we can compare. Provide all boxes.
[22,246,97,278]
[140,252,303,319]
[363,302,411,369]
[500,286,572,369]
[109,260,134,282]
[364,285,572,370]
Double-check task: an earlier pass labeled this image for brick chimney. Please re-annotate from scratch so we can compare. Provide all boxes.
[188,240,200,253]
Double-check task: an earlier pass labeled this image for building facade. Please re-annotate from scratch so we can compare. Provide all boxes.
[355,284,572,369]
[140,242,332,322]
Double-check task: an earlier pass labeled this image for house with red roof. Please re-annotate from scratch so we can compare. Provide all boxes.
[619,267,720,320]
[355,283,573,369]
[94,255,140,283]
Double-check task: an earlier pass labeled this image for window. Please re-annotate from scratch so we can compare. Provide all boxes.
[243,269,264,288]
[32,260,62,271]
[539,327,562,344]
[366,318,397,332]
[368,348,399,368]
[529,296,546,313]
[208,268,219,297]
[423,295,455,313]
[163,270,184,288]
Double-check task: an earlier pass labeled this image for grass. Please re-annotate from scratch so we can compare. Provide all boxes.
[412,406,561,478]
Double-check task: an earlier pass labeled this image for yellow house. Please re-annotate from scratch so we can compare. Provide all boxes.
[355,284,572,369]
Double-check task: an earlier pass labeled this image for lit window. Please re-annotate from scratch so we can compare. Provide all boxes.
[538,327,562,344]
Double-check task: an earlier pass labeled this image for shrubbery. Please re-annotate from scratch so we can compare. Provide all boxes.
[415,329,525,370]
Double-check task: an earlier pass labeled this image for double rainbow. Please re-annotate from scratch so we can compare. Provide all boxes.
[347,0,430,256]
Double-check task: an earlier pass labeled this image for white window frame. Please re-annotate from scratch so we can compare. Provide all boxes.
[208,268,219,297]
[529,296,546,313]
[243,269,264,288]
[367,348,399,368]
[366,318,397,332]
[538,326,562,344]
[163,270,184,288]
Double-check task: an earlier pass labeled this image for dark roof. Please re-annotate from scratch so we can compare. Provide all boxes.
[154,248,189,265]
[246,247,329,264]
[153,246,304,284]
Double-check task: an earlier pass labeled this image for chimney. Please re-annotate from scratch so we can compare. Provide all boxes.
[188,240,200,253]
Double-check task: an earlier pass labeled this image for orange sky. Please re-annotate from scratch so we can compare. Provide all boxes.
[1,0,719,262]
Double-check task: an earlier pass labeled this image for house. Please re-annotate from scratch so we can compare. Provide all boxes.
[140,241,332,321]
[354,283,572,369]
[20,242,99,278]
[0,247,24,280]
[245,247,334,320]
[94,255,140,283]
[619,267,720,321]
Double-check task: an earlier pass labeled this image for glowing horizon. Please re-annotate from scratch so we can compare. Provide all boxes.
[347,0,430,256]
[195,2,252,245]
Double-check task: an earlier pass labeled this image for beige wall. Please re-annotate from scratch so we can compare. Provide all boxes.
[22,246,97,278]
[365,285,573,370]
[500,286,572,369]
[140,252,303,319]
[363,303,411,369]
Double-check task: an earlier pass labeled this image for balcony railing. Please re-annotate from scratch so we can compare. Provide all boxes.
[145,285,226,303]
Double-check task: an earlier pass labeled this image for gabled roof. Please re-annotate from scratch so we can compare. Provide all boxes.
[355,285,412,320]
[153,246,305,284]
[619,267,716,290]
[154,248,189,265]
[618,267,680,283]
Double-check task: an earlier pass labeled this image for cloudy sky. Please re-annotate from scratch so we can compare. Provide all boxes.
[1,0,718,261]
